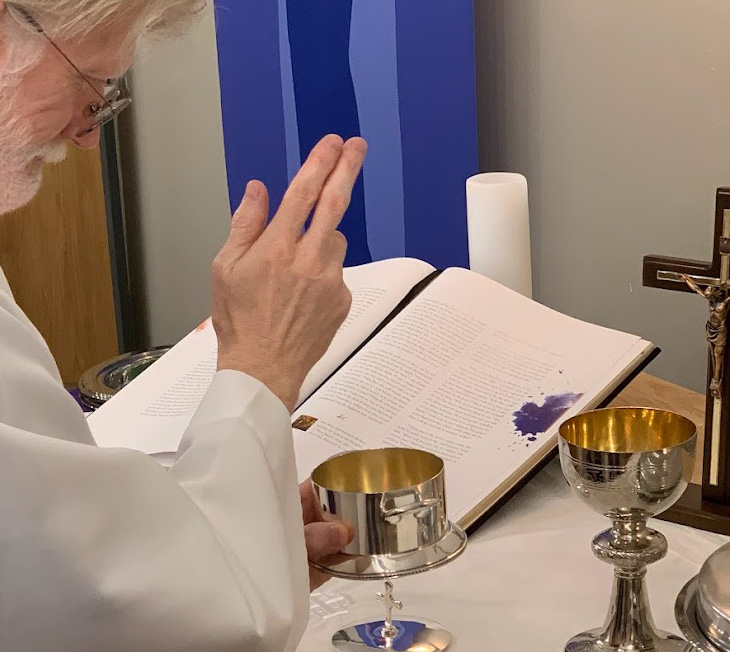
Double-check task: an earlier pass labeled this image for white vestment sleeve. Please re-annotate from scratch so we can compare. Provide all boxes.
[0,378,309,652]
[170,370,311,650]
[0,266,309,651]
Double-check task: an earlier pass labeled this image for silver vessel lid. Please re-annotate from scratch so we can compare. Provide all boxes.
[697,542,730,650]
[78,347,170,409]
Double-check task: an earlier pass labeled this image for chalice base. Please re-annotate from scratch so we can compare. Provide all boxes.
[332,619,452,651]
[565,526,690,652]
[565,628,689,652]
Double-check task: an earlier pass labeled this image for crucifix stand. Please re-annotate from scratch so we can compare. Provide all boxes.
[643,187,730,534]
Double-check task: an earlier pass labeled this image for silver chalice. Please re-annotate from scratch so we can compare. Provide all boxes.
[559,407,697,652]
[675,541,730,652]
[309,448,467,651]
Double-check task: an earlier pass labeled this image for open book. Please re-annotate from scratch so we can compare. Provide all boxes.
[89,258,656,531]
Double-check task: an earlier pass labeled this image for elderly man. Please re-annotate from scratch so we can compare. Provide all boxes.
[0,1,367,650]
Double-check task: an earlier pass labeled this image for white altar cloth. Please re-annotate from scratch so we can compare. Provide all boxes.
[299,459,728,651]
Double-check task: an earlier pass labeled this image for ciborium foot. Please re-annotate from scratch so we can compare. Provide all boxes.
[332,581,452,651]
[332,620,452,652]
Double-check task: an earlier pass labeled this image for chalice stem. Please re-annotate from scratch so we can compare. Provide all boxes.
[598,568,661,650]
[576,524,682,652]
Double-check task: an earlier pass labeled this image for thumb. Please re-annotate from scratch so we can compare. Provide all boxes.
[304,522,353,562]
[225,180,269,255]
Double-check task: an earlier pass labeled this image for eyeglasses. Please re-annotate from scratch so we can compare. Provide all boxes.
[5,2,132,137]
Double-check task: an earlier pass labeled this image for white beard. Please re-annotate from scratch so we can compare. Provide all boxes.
[0,73,68,216]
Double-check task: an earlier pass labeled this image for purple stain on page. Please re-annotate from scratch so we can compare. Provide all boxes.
[512,392,584,442]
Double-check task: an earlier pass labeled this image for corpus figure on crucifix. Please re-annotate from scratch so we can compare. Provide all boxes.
[683,274,730,399]
[644,187,730,523]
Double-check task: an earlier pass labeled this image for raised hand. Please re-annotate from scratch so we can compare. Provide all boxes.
[212,135,367,411]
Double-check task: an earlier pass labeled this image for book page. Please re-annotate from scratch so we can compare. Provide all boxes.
[298,258,435,401]
[89,258,435,454]
[292,267,651,523]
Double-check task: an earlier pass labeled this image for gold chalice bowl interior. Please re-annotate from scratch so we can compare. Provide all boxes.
[312,448,444,494]
[559,407,697,454]
[559,407,697,519]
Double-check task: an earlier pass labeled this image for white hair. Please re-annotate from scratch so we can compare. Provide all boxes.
[14,0,207,41]
[0,0,205,214]
[0,0,206,84]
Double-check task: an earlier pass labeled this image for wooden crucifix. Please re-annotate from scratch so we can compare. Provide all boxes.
[643,187,730,533]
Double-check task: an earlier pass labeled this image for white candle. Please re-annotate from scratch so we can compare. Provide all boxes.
[466,173,533,298]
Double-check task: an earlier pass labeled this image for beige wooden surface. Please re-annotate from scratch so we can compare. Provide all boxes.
[0,147,119,384]
[610,373,705,484]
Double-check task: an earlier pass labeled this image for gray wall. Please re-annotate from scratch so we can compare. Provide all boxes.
[124,1,730,391]
[475,0,730,392]
[120,4,231,348]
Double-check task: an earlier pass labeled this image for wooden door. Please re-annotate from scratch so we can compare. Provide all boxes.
[0,147,119,384]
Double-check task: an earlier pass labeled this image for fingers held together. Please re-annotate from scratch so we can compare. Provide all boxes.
[303,137,368,243]
[212,134,367,412]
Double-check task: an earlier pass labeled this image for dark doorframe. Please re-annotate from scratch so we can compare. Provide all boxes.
[100,121,137,353]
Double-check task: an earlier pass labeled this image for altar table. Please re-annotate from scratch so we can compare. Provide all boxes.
[298,374,727,651]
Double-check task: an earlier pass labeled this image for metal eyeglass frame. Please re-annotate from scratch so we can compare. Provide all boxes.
[5,2,132,137]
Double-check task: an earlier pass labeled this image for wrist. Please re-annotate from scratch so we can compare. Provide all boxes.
[217,356,300,413]
[264,381,299,413]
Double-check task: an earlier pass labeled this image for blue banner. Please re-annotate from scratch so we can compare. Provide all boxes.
[214,0,478,268]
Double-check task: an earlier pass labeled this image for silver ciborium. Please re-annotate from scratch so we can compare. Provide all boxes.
[559,407,697,652]
[675,541,730,652]
[309,448,467,651]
